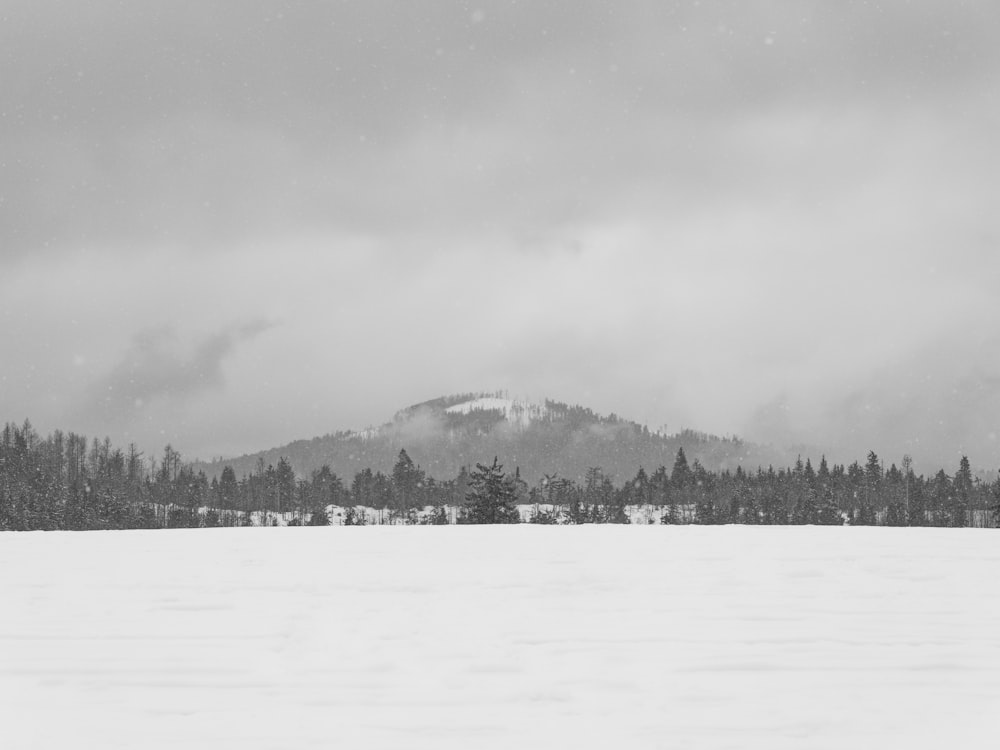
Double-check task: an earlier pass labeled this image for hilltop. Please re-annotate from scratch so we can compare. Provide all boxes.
[192,392,789,483]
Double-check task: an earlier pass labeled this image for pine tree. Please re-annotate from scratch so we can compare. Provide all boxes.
[464,457,521,524]
[275,457,296,516]
[906,477,926,527]
[351,468,377,509]
[930,469,952,527]
[951,456,972,528]
[343,506,366,525]
[392,449,424,516]
[670,447,691,486]
[605,501,630,524]
[991,474,1000,527]
[883,463,906,526]
[816,488,842,525]
[693,462,717,524]
[761,466,785,524]
[584,466,605,507]
[660,502,681,525]
[901,455,919,526]
[308,508,331,526]
[791,488,819,525]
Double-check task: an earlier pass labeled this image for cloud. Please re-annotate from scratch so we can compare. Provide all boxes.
[1,2,998,467]
[2,1,997,260]
[84,320,274,419]
[742,329,1000,473]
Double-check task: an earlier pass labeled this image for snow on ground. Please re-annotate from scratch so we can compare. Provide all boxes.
[2,527,1000,749]
[444,396,548,426]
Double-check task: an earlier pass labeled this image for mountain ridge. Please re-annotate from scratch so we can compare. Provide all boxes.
[191,392,794,484]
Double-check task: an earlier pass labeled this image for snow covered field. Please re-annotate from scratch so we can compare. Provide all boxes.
[3,527,1000,749]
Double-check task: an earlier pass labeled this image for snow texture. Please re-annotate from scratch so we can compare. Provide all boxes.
[3,526,1000,749]
[444,396,548,427]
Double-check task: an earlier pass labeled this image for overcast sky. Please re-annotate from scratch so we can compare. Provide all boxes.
[2,1,998,470]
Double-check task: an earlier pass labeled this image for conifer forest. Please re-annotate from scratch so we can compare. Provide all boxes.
[3,419,997,531]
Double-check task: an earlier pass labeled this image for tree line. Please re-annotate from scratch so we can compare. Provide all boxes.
[2,419,999,530]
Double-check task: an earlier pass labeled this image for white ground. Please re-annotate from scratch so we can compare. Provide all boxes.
[443,395,547,426]
[2,527,999,749]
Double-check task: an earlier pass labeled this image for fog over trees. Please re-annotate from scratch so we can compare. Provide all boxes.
[3,420,998,531]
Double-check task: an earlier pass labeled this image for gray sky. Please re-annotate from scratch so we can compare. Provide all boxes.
[2,1,998,470]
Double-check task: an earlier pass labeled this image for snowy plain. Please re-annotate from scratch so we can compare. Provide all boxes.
[3,526,1000,749]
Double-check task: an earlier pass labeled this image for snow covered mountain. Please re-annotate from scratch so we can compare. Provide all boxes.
[193,391,789,484]
[442,395,549,428]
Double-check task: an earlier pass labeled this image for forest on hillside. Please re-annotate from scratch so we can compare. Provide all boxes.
[1,419,998,531]
[190,394,786,486]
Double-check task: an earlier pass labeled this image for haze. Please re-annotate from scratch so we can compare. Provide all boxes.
[2,1,998,471]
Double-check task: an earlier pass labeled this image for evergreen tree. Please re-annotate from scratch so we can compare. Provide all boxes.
[906,477,926,527]
[816,488,842,525]
[817,455,831,487]
[464,457,521,524]
[728,485,756,524]
[391,449,424,515]
[693,461,717,524]
[308,509,331,525]
[670,447,691,487]
[930,469,952,527]
[901,455,921,526]
[308,465,345,513]
[853,502,877,526]
[275,457,296,515]
[863,450,882,523]
[584,466,606,507]
[992,474,1000,527]
[791,488,819,525]
[883,463,906,526]
[951,456,972,528]
[605,480,630,524]
[541,473,578,521]
[351,468,377,508]
[343,506,366,525]
[803,457,816,485]
[650,466,669,508]
[760,467,785,524]
[660,502,682,525]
